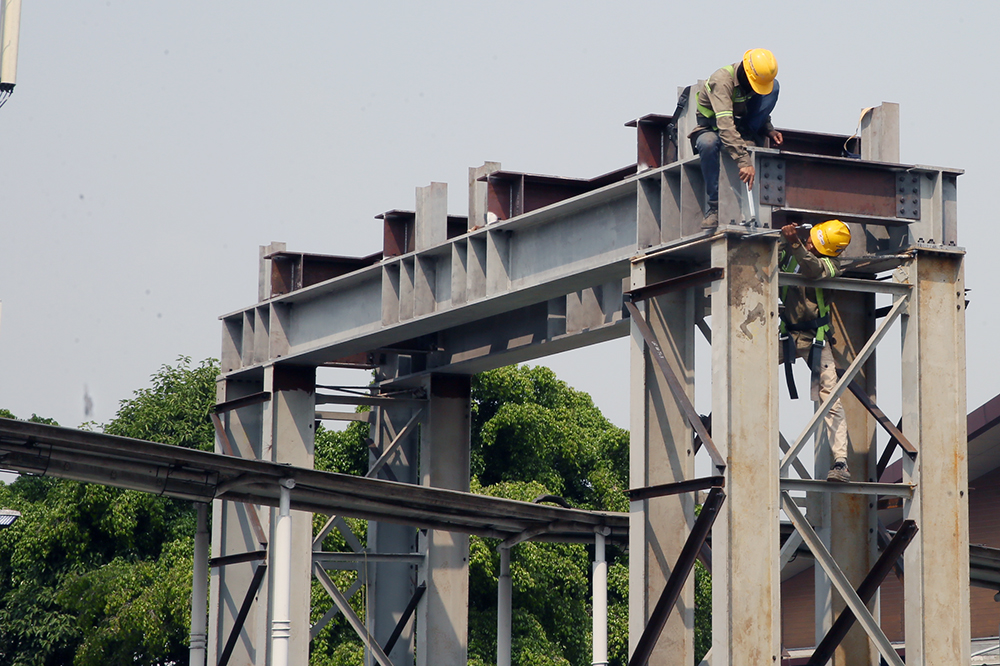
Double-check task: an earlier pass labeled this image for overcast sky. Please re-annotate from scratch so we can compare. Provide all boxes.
[0,1,993,435]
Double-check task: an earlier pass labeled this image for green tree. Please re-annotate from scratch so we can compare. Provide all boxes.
[0,357,217,665]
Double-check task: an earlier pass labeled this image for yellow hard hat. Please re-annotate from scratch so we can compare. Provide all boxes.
[742,49,778,95]
[810,219,852,257]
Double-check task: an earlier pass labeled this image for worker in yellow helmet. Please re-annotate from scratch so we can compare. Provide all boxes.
[691,49,782,228]
[778,219,853,482]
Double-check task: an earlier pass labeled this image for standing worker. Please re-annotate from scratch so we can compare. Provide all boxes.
[690,49,783,229]
[779,220,852,482]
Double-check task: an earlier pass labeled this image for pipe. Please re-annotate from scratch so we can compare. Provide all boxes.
[0,0,21,88]
[271,479,295,666]
[189,503,209,666]
[497,547,512,666]
[593,530,608,666]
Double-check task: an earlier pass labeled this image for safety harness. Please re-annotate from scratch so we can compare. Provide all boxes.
[779,249,836,400]
[696,65,752,131]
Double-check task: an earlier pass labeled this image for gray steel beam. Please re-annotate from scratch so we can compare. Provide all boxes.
[900,251,970,666]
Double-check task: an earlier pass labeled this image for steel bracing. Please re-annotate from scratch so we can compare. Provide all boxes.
[0,97,975,666]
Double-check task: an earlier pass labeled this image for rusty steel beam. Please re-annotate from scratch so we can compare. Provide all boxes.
[624,267,723,304]
[783,157,898,219]
[626,476,725,502]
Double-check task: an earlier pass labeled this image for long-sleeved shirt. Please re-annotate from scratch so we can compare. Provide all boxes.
[693,64,775,169]
[779,237,842,355]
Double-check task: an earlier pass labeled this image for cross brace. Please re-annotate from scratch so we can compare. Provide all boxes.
[781,492,905,666]
[624,299,726,472]
[218,561,268,666]
[628,487,725,666]
[807,520,918,666]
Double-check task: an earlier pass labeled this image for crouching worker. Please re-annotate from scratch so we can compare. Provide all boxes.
[779,219,852,482]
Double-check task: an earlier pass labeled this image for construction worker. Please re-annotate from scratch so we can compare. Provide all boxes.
[691,49,782,228]
[779,219,852,482]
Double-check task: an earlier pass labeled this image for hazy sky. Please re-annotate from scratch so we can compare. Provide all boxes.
[0,1,993,434]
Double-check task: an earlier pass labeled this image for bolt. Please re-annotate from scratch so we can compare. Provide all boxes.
[912,188,918,194]
[777,174,783,181]
[900,198,906,204]
[777,185,783,191]
[777,163,783,169]
[912,176,918,183]
[764,172,770,178]
[777,196,784,203]
[912,199,918,205]
[763,194,771,202]
[763,161,770,167]
[900,208,906,215]
[899,187,905,193]
[764,183,770,190]
[913,209,918,215]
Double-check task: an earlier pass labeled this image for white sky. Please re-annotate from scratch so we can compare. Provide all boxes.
[0,1,994,433]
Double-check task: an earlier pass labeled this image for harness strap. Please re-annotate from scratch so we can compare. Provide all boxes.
[782,334,798,400]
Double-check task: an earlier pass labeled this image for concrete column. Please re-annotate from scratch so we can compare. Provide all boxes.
[416,374,472,666]
[368,402,421,665]
[628,259,696,665]
[829,290,879,665]
[710,235,781,665]
[190,503,209,666]
[900,252,969,666]
[263,366,315,665]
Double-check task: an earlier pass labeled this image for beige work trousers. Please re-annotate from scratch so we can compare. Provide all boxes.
[809,343,849,462]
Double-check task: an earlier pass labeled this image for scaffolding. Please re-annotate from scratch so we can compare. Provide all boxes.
[0,97,972,665]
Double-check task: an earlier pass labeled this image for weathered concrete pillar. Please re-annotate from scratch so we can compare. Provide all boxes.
[710,235,781,665]
[900,251,969,666]
[416,374,472,666]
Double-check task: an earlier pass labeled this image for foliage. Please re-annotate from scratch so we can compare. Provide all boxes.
[0,357,217,665]
[0,359,713,665]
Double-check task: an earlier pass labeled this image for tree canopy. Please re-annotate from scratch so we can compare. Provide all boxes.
[0,357,217,665]
[0,359,711,666]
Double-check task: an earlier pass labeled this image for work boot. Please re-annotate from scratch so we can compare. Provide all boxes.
[826,459,850,483]
[701,207,719,229]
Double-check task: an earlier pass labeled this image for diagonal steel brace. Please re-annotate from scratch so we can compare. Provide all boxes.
[314,563,394,666]
[218,562,268,666]
[781,492,904,666]
[781,295,907,474]
[628,487,726,666]
[807,520,918,666]
[625,300,726,472]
